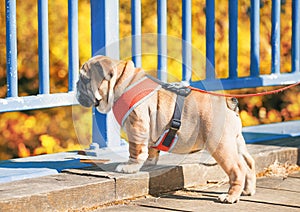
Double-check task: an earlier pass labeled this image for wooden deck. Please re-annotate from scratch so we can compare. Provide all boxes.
[0,136,299,211]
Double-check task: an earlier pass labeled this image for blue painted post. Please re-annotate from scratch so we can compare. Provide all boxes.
[91,0,119,57]
[292,0,300,73]
[182,0,192,82]
[68,0,79,92]
[38,0,50,94]
[157,0,167,82]
[131,0,142,67]
[271,0,280,74]
[205,0,215,79]
[5,0,18,97]
[91,0,120,148]
[228,0,238,78]
[250,0,260,77]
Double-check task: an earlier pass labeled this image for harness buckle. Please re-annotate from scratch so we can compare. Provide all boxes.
[170,119,181,130]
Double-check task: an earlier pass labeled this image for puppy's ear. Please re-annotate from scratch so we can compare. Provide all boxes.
[119,60,136,78]
[83,55,118,81]
[98,57,117,80]
[114,60,135,88]
[123,60,135,75]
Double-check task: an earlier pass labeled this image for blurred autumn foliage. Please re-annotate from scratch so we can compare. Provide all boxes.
[0,0,299,160]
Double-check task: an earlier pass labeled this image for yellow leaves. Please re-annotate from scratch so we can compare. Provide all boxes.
[0,106,89,159]
[239,86,300,126]
[24,116,36,129]
[18,143,30,158]
[33,147,47,156]
[78,0,91,65]
[34,135,84,155]
[37,134,66,155]
[58,69,68,79]
[0,0,299,161]
[267,109,282,123]
[287,103,300,117]
[66,141,83,152]
[240,110,259,126]
[248,96,263,108]
[40,135,58,154]
[34,134,61,155]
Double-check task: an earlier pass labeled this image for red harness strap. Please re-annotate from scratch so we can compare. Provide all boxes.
[112,76,189,152]
[151,129,179,152]
[112,77,161,126]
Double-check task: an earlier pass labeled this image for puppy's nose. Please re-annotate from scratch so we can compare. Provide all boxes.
[94,99,100,107]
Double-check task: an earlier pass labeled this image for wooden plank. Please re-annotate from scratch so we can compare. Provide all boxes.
[0,173,115,211]
[289,172,300,179]
[257,176,300,192]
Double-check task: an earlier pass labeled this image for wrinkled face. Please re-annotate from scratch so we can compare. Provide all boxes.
[76,56,117,113]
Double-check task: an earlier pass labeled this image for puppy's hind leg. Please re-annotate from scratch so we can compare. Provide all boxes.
[208,138,247,204]
[237,134,256,196]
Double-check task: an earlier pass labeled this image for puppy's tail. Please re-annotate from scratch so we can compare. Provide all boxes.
[226,97,239,113]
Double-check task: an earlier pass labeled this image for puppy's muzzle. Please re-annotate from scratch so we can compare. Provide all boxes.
[76,77,99,108]
[76,91,94,107]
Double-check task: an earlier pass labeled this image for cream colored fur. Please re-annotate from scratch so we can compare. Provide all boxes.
[76,55,256,203]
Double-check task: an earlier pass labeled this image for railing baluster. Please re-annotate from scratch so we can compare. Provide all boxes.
[229,0,238,79]
[182,0,192,82]
[157,0,167,82]
[271,0,280,74]
[68,0,79,92]
[91,0,120,148]
[131,0,142,67]
[38,0,50,94]
[205,0,215,80]
[5,0,18,97]
[292,0,299,73]
[250,0,260,77]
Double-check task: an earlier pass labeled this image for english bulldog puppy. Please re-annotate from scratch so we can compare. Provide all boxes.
[76,55,256,203]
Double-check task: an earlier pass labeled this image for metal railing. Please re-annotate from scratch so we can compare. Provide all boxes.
[92,0,300,147]
[1,0,79,112]
[1,0,300,147]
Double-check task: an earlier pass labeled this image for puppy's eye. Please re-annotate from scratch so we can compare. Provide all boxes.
[104,72,113,80]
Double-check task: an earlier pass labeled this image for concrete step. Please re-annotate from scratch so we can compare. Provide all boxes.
[0,136,299,211]
[100,171,300,212]
[1,120,299,185]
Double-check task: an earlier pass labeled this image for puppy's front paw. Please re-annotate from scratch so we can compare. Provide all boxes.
[218,194,239,204]
[115,160,143,174]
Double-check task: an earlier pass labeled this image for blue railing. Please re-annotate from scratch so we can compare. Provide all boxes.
[1,0,79,112]
[189,0,300,91]
[5,0,18,98]
[1,0,300,147]
[91,0,300,147]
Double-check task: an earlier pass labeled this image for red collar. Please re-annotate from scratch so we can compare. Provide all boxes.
[112,77,161,126]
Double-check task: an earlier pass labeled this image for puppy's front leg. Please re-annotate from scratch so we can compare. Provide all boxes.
[144,148,160,166]
[115,108,150,174]
[115,142,148,173]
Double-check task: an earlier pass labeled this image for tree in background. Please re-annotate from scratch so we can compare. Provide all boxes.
[0,0,299,160]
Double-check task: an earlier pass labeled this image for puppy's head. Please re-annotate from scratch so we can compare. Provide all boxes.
[76,55,134,113]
